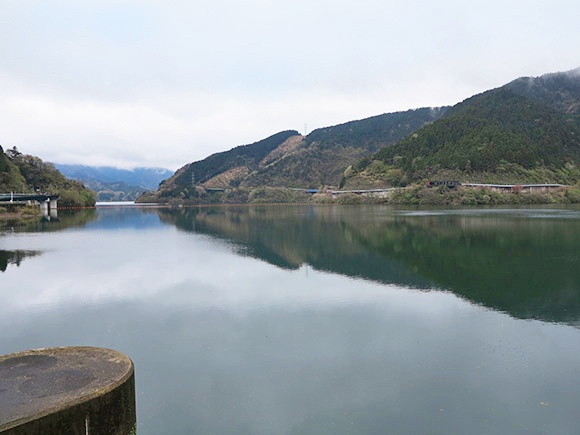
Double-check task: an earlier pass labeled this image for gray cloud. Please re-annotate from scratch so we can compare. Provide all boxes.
[1,0,579,169]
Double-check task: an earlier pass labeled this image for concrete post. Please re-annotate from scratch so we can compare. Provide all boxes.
[0,347,136,435]
[49,199,58,219]
[39,201,49,218]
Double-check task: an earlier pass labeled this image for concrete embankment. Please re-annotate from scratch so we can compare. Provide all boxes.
[0,347,135,435]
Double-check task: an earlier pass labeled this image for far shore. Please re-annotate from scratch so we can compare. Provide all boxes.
[136,183,580,207]
[3,183,580,223]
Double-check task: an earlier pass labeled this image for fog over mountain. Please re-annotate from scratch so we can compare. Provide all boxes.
[55,164,173,201]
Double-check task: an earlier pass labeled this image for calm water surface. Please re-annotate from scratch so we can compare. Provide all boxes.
[1,204,580,434]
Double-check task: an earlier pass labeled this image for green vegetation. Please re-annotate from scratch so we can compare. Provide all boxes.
[305,107,448,152]
[346,70,580,190]
[306,184,580,206]
[386,184,579,206]
[88,181,148,202]
[0,146,96,207]
[505,68,580,114]
[243,145,366,188]
[0,204,40,225]
[372,89,580,181]
[155,130,300,199]
[246,187,312,204]
[244,109,447,189]
[0,146,27,192]
[341,160,409,189]
[141,108,448,203]
[146,130,299,201]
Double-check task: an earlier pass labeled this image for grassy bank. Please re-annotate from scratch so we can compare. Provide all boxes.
[0,205,41,230]
[0,204,40,219]
[311,184,580,206]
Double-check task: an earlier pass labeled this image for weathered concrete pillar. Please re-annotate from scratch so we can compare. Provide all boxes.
[49,199,58,219]
[39,201,49,218]
[0,347,136,435]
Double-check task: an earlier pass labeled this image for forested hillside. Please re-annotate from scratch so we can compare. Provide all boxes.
[0,146,26,192]
[242,108,447,188]
[0,146,96,207]
[506,68,580,114]
[141,67,580,204]
[149,130,300,201]
[141,108,447,202]
[351,69,580,186]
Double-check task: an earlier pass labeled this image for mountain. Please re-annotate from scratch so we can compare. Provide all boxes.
[142,67,580,204]
[242,108,447,189]
[359,68,580,185]
[55,164,173,201]
[142,108,448,202]
[505,67,580,114]
[150,130,300,201]
[0,147,96,207]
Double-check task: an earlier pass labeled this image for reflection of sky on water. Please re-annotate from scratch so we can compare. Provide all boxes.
[2,206,580,434]
[0,222,455,316]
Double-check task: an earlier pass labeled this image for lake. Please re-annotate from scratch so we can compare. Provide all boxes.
[1,204,580,434]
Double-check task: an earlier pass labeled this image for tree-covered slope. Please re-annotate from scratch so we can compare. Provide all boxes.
[150,130,300,200]
[242,108,448,188]
[0,146,27,192]
[305,107,448,152]
[242,144,365,188]
[506,67,580,114]
[144,67,580,203]
[1,147,96,207]
[376,89,580,173]
[144,108,448,201]
[363,70,580,184]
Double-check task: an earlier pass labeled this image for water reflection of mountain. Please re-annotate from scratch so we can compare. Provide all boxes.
[0,209,98,233]
[158,205,580,324]
[0,250,41,272]
[0,209,99,271]
[158,206,433,288]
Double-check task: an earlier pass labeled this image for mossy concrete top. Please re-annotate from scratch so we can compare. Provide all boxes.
[0,346,134,432]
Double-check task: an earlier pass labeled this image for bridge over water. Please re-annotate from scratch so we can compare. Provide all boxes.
[0,193,60,218]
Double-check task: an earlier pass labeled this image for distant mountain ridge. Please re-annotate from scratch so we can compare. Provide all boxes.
[55,164,173,201]
[145,107,448,202]
[55,165,172,189]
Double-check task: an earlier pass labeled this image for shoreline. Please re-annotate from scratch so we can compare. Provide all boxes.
[0,204,41,221]
[137,184,580,207]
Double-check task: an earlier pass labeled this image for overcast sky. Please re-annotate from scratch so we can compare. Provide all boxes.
[1,0,578,171]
